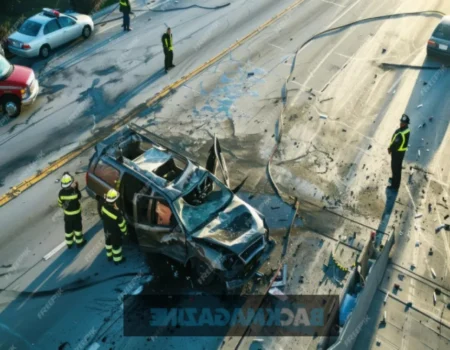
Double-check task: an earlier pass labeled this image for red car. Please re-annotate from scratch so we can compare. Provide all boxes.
[0,54,39,118]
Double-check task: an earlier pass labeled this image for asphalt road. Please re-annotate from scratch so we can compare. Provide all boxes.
[1,0,450,349]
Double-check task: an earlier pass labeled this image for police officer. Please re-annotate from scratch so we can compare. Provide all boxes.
[162,27,175,73]
[119,0,132,32]
[58,172,85,248]
[388,114,410,190]
[101,189,128,264]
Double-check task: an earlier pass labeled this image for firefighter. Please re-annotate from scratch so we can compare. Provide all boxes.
[388,114,410,190]
[101,189,128,264]
[58,173,85,248]
[119,0,132,31]
[162,27,175,73]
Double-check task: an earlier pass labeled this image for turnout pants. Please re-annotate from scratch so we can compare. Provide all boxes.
[391,151,405,189]
[64,213,83,247]
[164,49,173,70]
[123,12,130,30]
[105,231,123,263]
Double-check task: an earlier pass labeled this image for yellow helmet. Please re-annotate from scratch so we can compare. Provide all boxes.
[61,173,73,188]
[106,189,119,203]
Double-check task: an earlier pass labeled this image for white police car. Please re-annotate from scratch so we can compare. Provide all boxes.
[7,8,94,59]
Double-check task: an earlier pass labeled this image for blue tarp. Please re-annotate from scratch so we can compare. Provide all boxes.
[339,293,357,326]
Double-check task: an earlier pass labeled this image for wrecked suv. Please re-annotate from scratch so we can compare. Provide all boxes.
[86,124,274,290]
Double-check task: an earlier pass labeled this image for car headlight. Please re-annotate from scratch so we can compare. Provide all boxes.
[21,88,30,99]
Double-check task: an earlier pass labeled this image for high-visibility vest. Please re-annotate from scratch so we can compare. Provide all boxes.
[165,35,173,51]
[390,128,410,152]
[119,0,128,6]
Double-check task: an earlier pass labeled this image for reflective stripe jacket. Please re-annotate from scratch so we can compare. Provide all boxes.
[389,126,410,153]
[119,0,131,13]
[162,33,173,51]
[58,187,81,216]
[101,203,128,236]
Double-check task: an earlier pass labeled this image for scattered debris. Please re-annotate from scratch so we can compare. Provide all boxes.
[320,114,328,120]
[269,287,287,301]
[415,213,423,219]
[423,81,427,86]
[382,48,387,54]
[415,241,420,247]
[368,145,372,150]
[319,97,334,103]
[418,150,421,157]
[431,268,436,279]
[429,116,433,122]
[272,264,287,287]
[247,72,255,77]
[384,292,389,304]
[428,204,432,213]
[417,104,423,109]
[444,214,449,220]
[429,248,433,256]
[435,224,445,233]
[342,129,347,132]
[433,292,437,305]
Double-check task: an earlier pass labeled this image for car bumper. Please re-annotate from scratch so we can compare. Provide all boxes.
[7,45,39,58]
[224,239,276,290]
[22,80,39,105]
[427,46,450,57]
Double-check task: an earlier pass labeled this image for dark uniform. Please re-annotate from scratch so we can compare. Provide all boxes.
[58,187,83,247]
[119,0,131,31]
[162,31,174,72]
[388,125,410,189]
[101,202,128,263]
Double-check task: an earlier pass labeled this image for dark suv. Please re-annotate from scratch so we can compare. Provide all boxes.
[86,124,274,290]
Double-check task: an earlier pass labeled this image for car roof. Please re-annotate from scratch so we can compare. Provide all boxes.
[442,16,450,25]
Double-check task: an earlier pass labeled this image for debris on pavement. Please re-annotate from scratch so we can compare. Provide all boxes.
[319,97,334,103]
[247,72,255,77]
[272,264,287,287]
[429,248,433,256]
[428,204,432,213]
[444,214,449,220]
[415,213,422,219]
[436,224,445,233]
[382,48,387,54]
[269,287,288,301]
[320,114,328,119]
[417,104,423,109]
[431,268,437,279]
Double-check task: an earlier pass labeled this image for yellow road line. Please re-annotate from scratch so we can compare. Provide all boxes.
[0,0,306,208]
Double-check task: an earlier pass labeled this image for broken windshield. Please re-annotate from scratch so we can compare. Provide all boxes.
[173,173,232,234]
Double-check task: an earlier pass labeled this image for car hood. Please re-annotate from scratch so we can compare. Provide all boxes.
[2,64,33,85]
[192,196,265,255]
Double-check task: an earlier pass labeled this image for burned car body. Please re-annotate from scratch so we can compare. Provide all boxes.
[86,124,274,289]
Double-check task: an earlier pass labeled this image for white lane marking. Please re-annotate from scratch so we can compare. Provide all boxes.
[43,242,66,261]
[321,0,345,8]
[290,0,363,106]
[269,43,284,51]
[87,343,101,350]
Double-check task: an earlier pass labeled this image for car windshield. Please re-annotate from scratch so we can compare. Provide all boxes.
[173,173,233,234]
[18,20,42,37]
[433,23,450,40]
[0,56,12,78]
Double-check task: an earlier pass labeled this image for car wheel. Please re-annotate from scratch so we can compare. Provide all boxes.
[39,45,51,59]
[82,25,92,39]
[1,96,21,118]
[191,259,216,286]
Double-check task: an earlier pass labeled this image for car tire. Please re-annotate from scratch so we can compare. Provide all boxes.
[191,259,216,286]
[39,45,51,59]
[82,25,92,39]
[1,96,21,118]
